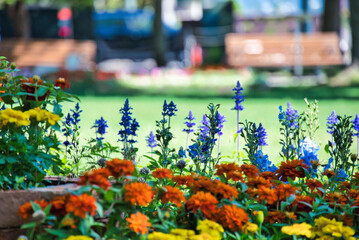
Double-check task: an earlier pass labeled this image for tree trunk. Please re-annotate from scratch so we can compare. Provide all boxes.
[153,0,166,66]
[322,0,341,35]
[350,0,359,64]
[5,1,30,39]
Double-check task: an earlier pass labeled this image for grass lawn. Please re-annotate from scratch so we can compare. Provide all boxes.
[61,95,359,169]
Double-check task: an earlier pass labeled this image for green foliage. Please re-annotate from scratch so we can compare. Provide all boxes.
[0,57,76,189]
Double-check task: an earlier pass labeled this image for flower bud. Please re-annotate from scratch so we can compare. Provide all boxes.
[32,209,46,222]
[164,211,171,219]
[10,62,16,70]
[97,158,107,168]
[351,154,358,163]
[17,235,28,240]
[33,75,40,83]
[256,210,264,224]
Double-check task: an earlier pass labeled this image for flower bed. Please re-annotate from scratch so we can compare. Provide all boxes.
[1,57,359,240]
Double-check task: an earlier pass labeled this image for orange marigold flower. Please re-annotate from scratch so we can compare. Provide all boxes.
[65,194,97,218]
[215,163,244,181]
[264,211,286,224]
[239,164,259,178]
[160,186,186,207]
[216,205,249,231]
[186,191,218,218]
[51,195,70,216]
[78,168,111,190]
[325,192,349,206]
[347,189,359,200]
[256,186,278,205]
[258,171,278,181]
[18,199,49,221]
[291,195,314,212]
[276,183,297,202]
[21,77,49,101]
[339,181,351,190]
[126,212,151,235]
[306,179,324,192]
[62,216,77,229]
[215,181,239,200]
[124,182,154,206]
[246,176,272,189]
[152,168,173,179]
[106,158,135,178]
[275,159,308,182]
[172,175,195,187]
[190,178,238,200]
[54,77,70,89]
[323,169,336,178]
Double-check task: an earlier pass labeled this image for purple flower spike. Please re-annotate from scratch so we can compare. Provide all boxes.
[232,81,245,111]
[327,111,339,134]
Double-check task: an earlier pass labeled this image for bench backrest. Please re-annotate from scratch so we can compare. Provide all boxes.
[0,39,96,68]
[225,32,343,67]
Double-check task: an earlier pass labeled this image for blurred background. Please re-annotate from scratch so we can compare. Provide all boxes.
[0,0,358,164]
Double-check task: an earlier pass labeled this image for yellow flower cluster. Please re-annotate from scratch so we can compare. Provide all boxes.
[282,222,313,238]
[64,236,93,240]
[0,107,60,128]
[282,217,356,240]
[242,222,259,235]
[148,220,223,240]
[25,107,61,125]
[0,108,30,127]
[197,219,224,240]
[312,217,355,240]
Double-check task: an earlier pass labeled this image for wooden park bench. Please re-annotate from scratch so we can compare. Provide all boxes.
[0,38,96,69]
[225,32,343,68]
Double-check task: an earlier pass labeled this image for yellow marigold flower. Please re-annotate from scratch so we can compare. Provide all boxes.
[64,236,93,240]
[242,222,259,234]
[197,219,224,240]
[322,224,355,239]
[316,236,334,240]
[189,233,214,240]
[170,229,196,237]
[281,223,313,238]
[45,111,61,125]
[148,232,176,240]
[0,108,30,127]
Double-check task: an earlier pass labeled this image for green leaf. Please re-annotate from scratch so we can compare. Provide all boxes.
[96,202,103,218]
[21,222,37,229]
[45,229,70,238]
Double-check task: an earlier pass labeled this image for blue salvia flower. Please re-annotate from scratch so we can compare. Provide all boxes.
[278,106,284,121]
[71,102,82,125]
[285,102,299,129]
[215,112,226,136]
[167,101,177,117]
[324,157,333,172]
[183,110,196,133]
[326,111,338,134]
[253,150,277,173]
[162,100,177,117]
[93,117,108,135]
[162,100,168,117]
[118,98,139,143]
[232,81,245,111]
[256,123,268,146]
[178,147,186,158]
[353,114,359,137]
[199,114,210,139]
[299,137,319,174]
[146,131,157,149]
[92,117,108,142]
[334,168,348,182]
